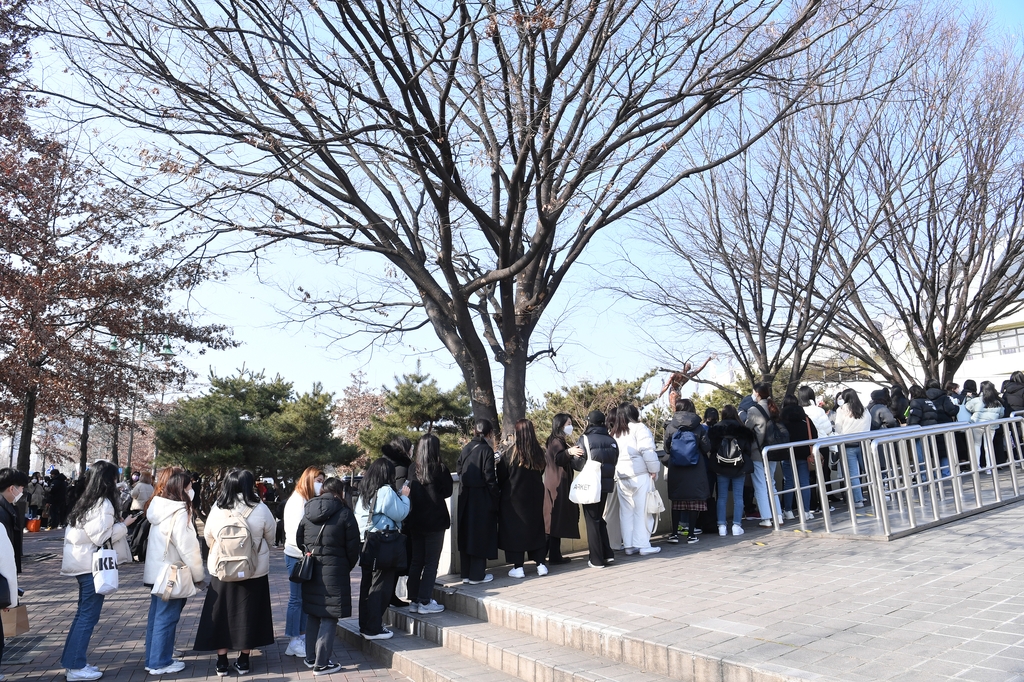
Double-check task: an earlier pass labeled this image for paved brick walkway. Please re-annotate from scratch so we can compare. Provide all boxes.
[4,530,409,682]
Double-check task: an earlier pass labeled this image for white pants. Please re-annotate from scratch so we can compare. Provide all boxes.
[617,474,652,550]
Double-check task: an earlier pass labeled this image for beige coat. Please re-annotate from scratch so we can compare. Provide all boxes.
[60,499,129,576]
[144,496,206,587]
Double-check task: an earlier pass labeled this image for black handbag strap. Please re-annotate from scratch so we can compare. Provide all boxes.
[305,523,326,556]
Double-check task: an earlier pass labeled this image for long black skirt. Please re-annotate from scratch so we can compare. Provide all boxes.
[193,575,275,651]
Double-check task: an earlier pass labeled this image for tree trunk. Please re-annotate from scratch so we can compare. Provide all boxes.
[79,412,91,476]
[111,416,120,469]
[17,385,37,473]
[502,345,530,436]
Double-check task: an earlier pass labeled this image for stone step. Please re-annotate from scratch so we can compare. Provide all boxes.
[429,581,828,682]
[384,606,678,682]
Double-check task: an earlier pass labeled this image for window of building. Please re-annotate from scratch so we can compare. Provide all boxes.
[966,327,1024,361]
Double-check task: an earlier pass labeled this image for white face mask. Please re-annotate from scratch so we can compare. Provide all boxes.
[12,490,23,504]
[187,488,195,501]
[314,481,323,496]
[563,423,573,436]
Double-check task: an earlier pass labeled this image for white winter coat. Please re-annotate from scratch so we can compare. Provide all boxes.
[203,497,276,579]
[143,496,206,587]
[283,491,307,559]
[613,422,661,478]
[61,499,129,576]
[0,524,17,607]
[834,405,872,436]
[803,405,834,440]
[965,397,1004,423]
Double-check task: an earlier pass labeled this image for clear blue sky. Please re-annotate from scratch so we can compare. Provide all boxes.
[175,0,1023,405]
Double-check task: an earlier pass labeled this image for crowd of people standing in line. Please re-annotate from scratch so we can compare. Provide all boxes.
[0,369,1018,682]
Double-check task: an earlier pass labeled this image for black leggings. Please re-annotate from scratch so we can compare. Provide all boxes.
[505,548,545,568]
[671,509,700,536]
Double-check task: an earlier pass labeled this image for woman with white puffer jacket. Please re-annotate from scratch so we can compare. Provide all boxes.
[143,470,205,676]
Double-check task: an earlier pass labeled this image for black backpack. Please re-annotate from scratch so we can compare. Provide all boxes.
[754,404,790,447]
[716,437,744,467]
[129,516,151,561]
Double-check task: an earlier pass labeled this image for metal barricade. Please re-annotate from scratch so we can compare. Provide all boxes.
[760,415,1024,539]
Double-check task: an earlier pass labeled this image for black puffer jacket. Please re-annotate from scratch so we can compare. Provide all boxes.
[780,405,818,459]
[926,387,959,424]
[659,411,711,501]
[404,463,453,534]
[1003,381,1024,414]
[868,390,899,430]
[383,450,412,490]
[296,495,361,620]
[707,420,756,478]
[577,426,618,496]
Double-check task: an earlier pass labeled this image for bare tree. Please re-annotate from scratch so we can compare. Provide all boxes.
[616,18,918,394]
[822,16,1024,387]
[39,0,895,432]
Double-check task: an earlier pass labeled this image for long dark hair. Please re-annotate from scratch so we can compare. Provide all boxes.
[980,381,1002,409]
[842,389,865,419]
[720,405,739,422]
[321,477,349,507]
[610,403,639,437]
[510,419,546,471]
[215,469,260,509]
[414,433,443,485]
[703,407,719,427]
[796,386,816,407]
[359,457,396,511]
[548,413,571,446]
[67,460,120,528]
[160,471,194,523]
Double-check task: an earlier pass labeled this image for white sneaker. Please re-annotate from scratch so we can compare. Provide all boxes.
[758,519,773,527]
[803,511,815,521]
[285,636,305,657]
[623,547,638,555]
[783,510,795,521]
[418,600,445,614]
[536,564,549,576]
[408,602,420,614]
[466,574,493,585]
[638,546,661,556]
[732,524,744,536]
[587,561,606,569]
[67,669,103,681]
[508,567,526,579]
[149,661,186,676]
[718,525,727,537]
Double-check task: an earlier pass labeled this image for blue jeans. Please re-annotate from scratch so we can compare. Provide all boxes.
[61,573,105,670]
[716,475,744,526]
[751,460,781,519]
[145,595,186,669]
[782,458,811,514]
[845,445,865,504]
[916,440,951,481]
[285,555,307,637]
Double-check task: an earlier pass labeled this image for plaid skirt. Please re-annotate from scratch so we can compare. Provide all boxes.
[672,499,707,512]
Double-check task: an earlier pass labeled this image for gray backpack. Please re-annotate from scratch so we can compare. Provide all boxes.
[213,504,263,582]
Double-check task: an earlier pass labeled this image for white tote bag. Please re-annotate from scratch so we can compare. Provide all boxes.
[92,543,119,596]
[569,436,603,505]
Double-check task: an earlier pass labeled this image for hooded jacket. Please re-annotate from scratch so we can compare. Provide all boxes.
[707,420,756,478]
[61,499,129,576]
[612,422,660,478]
[144,496,205,588]
[965,396,1004,423]
[296,494,360,619]
[577,426,618,496]
[659,411,711,501]
[1002,381,1024,414]
[382,450,412,490]
[925,387,959,424]
[868,391,899,430]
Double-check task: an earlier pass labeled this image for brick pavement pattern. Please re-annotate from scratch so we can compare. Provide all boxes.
[5,531,410,682]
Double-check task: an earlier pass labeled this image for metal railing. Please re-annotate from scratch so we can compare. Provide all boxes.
[760,413,1024,539]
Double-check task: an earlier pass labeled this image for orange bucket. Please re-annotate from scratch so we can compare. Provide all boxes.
[26,518,41,532]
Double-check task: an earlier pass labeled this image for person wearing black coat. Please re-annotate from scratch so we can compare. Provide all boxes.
[708,406,756,536]
[405,434,453,614]
[380,437,413,606]
[497,419,548,579]
[868,389,899,431]
[659,400,711,544]
[542,414,584,565]
[577,411,618,568]
[456,420,499,584]
[0,468,27,574]
[1002,371,1024,415]
[295,478,360,675]
[890,386,910,425]
[779,398,818,521]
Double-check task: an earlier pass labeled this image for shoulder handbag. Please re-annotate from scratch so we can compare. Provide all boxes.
[92,540,119,596]
[0,573,10,609]
[646,487,665,515]
[152,509,198,601]
[569,436,603,505]
[359,526,408,572]
[289,523,325,583]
